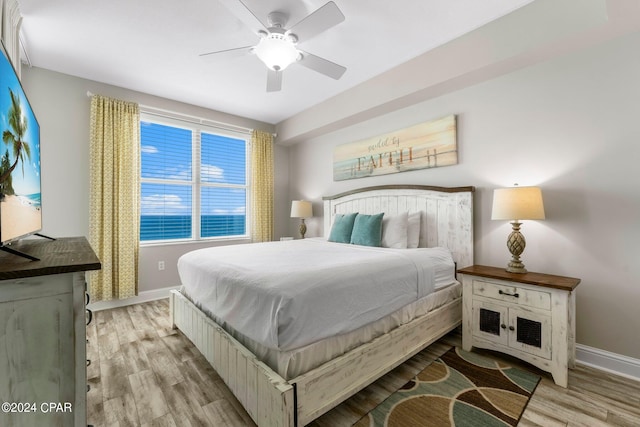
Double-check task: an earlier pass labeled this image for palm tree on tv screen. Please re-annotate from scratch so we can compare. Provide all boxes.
[0,149,13,196]
[0,88,31,185]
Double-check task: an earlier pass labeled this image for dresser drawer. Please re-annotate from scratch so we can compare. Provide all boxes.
[472,279,551,311]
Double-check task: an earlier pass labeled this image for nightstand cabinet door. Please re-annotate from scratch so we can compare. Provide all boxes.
[472,300,508,346]
[508,308,551,360]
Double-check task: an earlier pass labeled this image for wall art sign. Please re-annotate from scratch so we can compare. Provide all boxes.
[333,115,457,181]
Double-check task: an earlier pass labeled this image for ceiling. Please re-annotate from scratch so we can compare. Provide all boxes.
[18,0,535,124]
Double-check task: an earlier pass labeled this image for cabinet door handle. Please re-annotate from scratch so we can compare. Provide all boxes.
[86,292,90,305]
[86,308,93,326]
[500,324,507,329]
[499,290,519,298]
[508,325,515,331]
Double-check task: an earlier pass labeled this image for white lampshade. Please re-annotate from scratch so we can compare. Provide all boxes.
[492,186,545,221]
[254,33,299,71]
[290,200,312,218]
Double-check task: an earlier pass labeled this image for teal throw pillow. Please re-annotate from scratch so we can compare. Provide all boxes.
[350,213,384,247]
[328,213,358,243]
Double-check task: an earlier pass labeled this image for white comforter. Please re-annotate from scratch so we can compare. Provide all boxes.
[177,238,455,351]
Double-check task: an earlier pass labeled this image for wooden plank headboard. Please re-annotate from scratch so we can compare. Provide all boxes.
[322,185,475,268]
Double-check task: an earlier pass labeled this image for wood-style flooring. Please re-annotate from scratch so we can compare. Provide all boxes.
[87,299,640,426]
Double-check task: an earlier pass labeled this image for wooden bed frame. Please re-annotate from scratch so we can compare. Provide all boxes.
[170,185,474,426]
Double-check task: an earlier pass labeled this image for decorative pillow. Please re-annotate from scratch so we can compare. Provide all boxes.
[407,211,421,248]
[350,213,384,247]
[381,212,408,249]
[328,213,358,243]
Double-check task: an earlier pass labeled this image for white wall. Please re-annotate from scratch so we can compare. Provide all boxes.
[288,32,640,359]
[20,67,288,293]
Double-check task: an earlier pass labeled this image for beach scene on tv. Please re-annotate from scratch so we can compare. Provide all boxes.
[0,54,41,244]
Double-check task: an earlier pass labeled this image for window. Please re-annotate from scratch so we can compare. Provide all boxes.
[140,116,249,243]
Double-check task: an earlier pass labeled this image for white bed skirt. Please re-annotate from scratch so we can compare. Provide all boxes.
[182,282,460,380]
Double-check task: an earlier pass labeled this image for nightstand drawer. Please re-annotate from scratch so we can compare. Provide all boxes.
[472,279,551,311]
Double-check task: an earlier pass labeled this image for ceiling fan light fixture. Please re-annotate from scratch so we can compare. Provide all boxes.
[254,32,300,71]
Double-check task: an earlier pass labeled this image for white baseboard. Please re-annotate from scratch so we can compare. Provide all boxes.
[576,344,640,382]
[87,285,179,312]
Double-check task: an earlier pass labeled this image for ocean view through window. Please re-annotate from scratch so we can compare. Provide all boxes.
[140,116,249,243]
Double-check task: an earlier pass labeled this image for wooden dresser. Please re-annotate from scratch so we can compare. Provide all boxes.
[0,237,100,427]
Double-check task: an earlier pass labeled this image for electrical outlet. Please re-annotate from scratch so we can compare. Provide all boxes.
[158,261,165,271]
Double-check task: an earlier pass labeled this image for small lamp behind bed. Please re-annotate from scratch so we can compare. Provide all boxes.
[291,200,313,239]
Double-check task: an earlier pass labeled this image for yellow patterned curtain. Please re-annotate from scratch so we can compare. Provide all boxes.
[250,130,274,242]
[88,95,140,301]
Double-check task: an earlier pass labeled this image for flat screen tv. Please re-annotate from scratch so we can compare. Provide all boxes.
[0,42,42,253]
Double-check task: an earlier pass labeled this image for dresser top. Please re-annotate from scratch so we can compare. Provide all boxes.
[457,264,581,292]
[0,237,101,280]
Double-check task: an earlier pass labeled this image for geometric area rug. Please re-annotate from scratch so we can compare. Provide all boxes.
[353,347,540,427]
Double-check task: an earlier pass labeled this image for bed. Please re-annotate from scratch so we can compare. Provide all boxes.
[170,185,474,426]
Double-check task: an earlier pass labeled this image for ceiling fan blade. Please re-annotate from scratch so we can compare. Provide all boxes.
[298,50,346,80]
[266,69,282,92]
[289,1,345,42]
[218,0,267,33]
[199,45,253,60]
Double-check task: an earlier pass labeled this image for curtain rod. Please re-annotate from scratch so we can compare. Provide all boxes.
[86,91,276,138]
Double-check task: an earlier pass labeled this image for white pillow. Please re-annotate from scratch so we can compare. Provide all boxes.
[407,212,421,248]
[381,212,408,249]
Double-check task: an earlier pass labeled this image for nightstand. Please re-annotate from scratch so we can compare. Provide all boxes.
[458,265,580,387]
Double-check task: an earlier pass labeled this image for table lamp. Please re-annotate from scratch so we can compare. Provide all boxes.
[290,200,313,239]
[491,185,545,273]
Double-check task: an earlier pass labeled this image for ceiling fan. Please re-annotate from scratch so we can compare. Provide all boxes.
[201,0,347,92]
